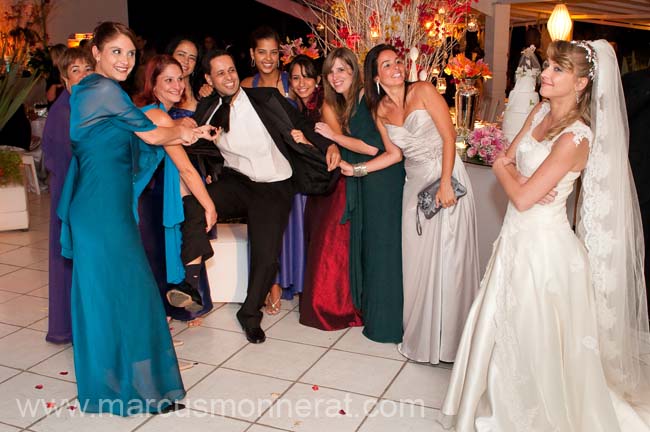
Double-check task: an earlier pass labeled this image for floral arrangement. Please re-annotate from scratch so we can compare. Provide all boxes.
[301,0,476,80]
[444,53,492,81]
[280,35,320,65]
[0,149,23,186]
[466,125,507,165]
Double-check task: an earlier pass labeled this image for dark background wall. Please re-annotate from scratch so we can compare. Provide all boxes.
[127,0,311,77]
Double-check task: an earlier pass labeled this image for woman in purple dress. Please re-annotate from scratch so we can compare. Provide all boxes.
[42,47,95,344]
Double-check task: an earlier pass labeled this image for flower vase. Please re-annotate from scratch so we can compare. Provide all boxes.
[455,78,480,138]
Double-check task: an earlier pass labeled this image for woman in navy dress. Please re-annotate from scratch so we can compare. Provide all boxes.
[42,47,95,344]
[137,36,215,324]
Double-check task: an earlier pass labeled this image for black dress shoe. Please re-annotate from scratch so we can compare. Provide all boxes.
[243,326,266,344]
[235,311,266,343]
[154,402,186,415]
[166,282,203,312]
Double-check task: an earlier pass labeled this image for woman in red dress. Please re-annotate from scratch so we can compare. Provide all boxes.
[289,55,363,330]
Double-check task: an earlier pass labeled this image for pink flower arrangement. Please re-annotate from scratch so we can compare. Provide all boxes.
[466,125,508,165]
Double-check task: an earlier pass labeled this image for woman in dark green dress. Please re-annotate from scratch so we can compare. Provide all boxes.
[315,47,405,343]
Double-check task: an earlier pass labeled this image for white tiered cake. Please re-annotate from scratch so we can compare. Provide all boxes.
[502,46,541,144]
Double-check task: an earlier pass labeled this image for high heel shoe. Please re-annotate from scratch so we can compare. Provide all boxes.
[166,281,203,312]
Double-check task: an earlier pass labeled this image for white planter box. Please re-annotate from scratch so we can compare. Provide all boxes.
[0,184,29,231]
[205,223,249,303]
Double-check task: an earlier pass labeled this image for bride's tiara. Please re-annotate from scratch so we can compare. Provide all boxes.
[570,40,597,79]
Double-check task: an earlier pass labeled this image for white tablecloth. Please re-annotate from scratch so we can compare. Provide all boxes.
[464,160,578,273]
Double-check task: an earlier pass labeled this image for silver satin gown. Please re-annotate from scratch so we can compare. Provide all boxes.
[386,109,480,364]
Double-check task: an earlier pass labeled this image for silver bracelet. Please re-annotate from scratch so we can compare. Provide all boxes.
[353,163,368,177]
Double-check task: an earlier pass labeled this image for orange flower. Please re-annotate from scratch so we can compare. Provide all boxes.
[444,54,492,80]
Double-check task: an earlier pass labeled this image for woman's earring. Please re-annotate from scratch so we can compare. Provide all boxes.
[575,91,580,105]
[251,59,256,67]
[376,81,380,94]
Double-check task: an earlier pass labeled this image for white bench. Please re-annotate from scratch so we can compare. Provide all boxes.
[205,223,249,303]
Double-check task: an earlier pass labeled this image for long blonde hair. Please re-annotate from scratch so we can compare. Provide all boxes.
[322,47,363,133]
[544,40,594,140]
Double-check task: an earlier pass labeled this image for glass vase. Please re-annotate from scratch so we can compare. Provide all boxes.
[454,78,480,138]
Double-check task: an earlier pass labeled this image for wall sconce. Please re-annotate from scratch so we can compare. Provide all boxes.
[466,14,479,32]
[547,3,572,41]
[370,27,380,40]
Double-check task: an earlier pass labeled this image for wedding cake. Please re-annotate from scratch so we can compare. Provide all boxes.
[502,46,541,143]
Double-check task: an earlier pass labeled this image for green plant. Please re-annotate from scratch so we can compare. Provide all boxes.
[0,149,24,186]
[0,0,53,131]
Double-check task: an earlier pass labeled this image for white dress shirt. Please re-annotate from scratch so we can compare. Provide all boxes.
[206,90,292,182]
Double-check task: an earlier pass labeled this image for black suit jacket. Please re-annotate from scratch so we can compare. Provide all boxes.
[189,87,339,195]
[622,68,650,205]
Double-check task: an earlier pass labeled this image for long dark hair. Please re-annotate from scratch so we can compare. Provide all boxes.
[165,35,202,102]
[363,44,399,115]
[322,47,363,133]
[132,54,182,108]
[288,54,321,112]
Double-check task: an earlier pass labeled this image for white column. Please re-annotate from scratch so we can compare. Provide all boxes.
[483,3,511,120]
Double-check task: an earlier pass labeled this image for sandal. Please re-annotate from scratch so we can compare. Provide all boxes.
[264,284,282,315]
[178,360,194,371]
[188,317,203,327]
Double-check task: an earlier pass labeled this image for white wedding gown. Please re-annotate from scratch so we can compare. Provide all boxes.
[386,110,480,364]
[441,103,650,431]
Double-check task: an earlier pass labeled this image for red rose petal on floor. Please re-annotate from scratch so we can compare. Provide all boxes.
[34,384,43,389]
[169,327,174,331]
[339,409,346,415]
[59,371,69,375]
[46,402,55,408]
[68,406,77,411]
[312,385,319,391]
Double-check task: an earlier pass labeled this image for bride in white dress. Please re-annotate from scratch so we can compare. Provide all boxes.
[339,45,480,364]
[440,40,650,431]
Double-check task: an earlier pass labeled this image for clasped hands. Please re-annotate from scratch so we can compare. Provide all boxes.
[180,125,221,146]
[493,152,557,205]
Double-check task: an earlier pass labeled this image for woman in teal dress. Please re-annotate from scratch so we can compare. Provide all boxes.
[315,47,405,343]
[57,22,210,416]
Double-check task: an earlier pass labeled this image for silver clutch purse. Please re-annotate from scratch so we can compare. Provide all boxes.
[416,176,467,235]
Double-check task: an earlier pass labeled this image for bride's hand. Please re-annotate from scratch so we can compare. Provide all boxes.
[495,155,515,169]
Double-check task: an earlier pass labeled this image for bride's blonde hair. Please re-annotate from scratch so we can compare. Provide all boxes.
[544,40,594,140]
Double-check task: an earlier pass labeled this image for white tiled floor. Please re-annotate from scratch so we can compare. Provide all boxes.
[0,192,452,431]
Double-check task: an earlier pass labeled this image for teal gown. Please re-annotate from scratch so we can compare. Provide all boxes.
[57,74,185,416]
[342,96,405,343]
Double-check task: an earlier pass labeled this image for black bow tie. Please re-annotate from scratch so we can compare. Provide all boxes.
[210,94,233,133]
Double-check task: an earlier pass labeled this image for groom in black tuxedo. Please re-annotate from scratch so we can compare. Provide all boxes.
[169,49,340,343]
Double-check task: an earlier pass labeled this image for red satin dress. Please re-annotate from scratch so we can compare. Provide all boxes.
[299,175,363,330]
